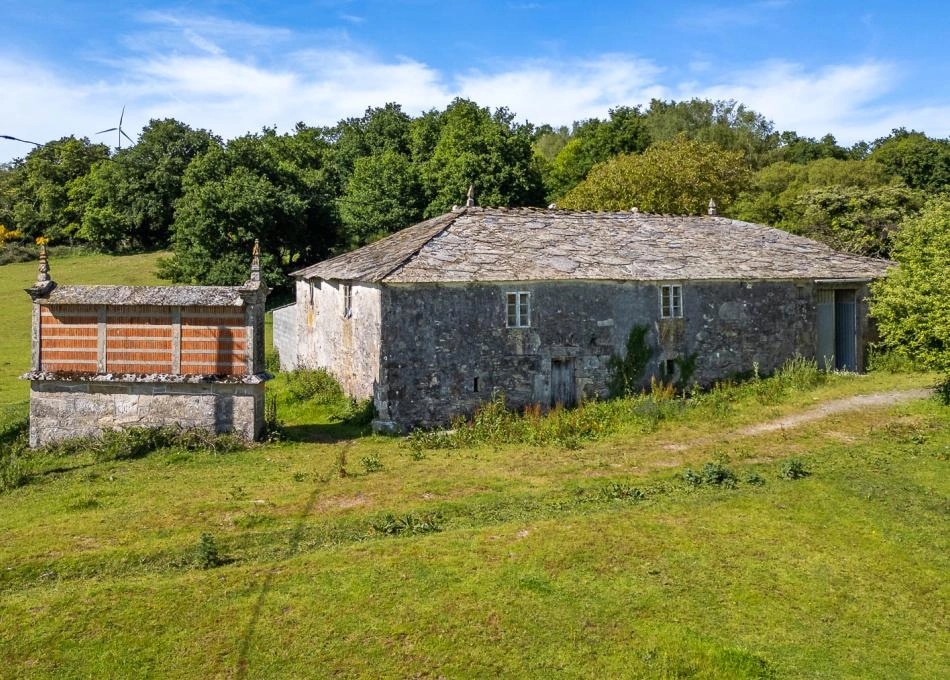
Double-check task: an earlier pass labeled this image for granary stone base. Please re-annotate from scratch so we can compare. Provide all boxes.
[28,377,266,447]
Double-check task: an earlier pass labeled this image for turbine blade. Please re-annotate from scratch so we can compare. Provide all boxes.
[121,129,134,144]
[96,127,118,134]
[119,105,126,126]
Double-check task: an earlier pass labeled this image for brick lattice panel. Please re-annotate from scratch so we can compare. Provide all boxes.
[181,306,247,375]
[39,306,98,372]
[106,306,174,373]
[39,304,248,376]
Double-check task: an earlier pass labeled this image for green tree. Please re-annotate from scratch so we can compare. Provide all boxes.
[732,158,896,230]
[159,129,338,287]
[643,98,778,167]
[775,131,849,164]
[0,137,109,241]
[795,184,925,257]
[338,150,425,247]
[417,98,545,215]
[869,129,950,193]
[545,107,651,200]
[558,138,751,214]
[324,103,414,184]
[75,119,219,252]
[871,196,950,370]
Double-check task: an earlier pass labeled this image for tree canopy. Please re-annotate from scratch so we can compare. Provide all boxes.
[558,138,751,214]
[871,196,950,371]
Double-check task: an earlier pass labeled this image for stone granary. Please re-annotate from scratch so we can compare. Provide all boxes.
[23,243,269,447]
[272,205,890,431]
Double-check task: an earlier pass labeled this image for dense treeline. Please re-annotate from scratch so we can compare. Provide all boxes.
[1,97,949,290]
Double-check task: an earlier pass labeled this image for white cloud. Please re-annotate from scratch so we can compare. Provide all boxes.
[687,61,892,136]
[457,55,667,124]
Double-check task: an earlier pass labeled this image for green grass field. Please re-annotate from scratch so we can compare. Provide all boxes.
[0,252,947,679]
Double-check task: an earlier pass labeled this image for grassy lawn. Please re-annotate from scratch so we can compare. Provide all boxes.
[0,252,947,678]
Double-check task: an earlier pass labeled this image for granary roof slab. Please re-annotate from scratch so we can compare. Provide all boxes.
[38,284,256,307]
[294,207,891,284]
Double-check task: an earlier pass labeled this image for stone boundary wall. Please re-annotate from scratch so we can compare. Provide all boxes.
[28,379,265,447]
[271,303,298,371]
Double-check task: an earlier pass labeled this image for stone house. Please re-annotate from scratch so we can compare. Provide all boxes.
[272,206,889,431]
[24,244,269,446]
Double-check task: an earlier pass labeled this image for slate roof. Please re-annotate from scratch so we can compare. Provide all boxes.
[38,284,254,307]
[292,207,890,284]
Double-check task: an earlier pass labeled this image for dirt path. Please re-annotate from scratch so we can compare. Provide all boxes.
[738,388,932,435]
[659,387,932,455]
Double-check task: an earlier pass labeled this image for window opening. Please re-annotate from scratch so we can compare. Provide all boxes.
[343,284,352,318]
[473,376,479,392]
[664,358,677,376]
[660,284,683,318]
[506,291,530,328]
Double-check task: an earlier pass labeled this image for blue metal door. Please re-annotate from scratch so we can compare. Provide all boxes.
[834,290,857,370]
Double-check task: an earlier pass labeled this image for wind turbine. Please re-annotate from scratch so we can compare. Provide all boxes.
[96,105,134,150]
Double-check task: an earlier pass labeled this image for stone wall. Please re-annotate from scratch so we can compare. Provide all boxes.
[272,303,298,370]
[374,279,856,429]
[28,378,265,447]
[291,278,381,398]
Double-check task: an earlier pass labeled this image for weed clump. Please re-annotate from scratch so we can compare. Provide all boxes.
[682,462,738,488]
[285,367,345,403]
[371,512,441,536]
[40,426,246,463]
[195,533,223,569]
[601,482,646,501]
[934,375,950,406]
[780,459,810,480]
[361,454,383,473]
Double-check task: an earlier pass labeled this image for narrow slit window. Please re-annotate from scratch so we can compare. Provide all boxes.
[506,292,530,328]
[342,284,352,318]
[660,284,683,318]
[473,376,479,392]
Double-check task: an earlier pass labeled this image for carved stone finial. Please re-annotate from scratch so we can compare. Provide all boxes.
[465,185,475,207]
[708,199,718,216]
[36,244,51,284]
[250,239,261,283]
[25,243,56,298]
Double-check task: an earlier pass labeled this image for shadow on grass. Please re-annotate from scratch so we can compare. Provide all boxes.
[282,422,371,444]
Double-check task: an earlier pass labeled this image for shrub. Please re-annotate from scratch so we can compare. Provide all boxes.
[867,347,922,373]
[195,533,222,569]
[700,461,738,487]
[776,356,825,390]
[608,324,652,397]
[780,458,810,480]
[743,472,766,486]
[285,367,344,403]
[330,398,376,426]
[361,454,384,473]
[935,375,950,406]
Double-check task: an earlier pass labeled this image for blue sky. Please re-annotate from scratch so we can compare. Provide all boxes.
[2,1,949,162]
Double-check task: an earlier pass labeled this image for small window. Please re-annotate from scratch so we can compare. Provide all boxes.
[506,292,530,328]
[663,358,677,377]
[473,376,479,393]
[660,284,683,318]
[342,284,352,318]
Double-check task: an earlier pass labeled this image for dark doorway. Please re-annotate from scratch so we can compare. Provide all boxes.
[834,289,857,370]
[551,358,576,408]
[817,288,858,371]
